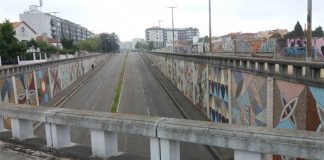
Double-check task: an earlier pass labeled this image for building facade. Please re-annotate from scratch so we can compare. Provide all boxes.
[19,5,94,44]
[145,27,199,48]
[11,21,37,41]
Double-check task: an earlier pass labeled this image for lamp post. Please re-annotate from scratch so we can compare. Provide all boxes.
[168,6,176,53]
[209,0,212,53]
[306,0,312,62]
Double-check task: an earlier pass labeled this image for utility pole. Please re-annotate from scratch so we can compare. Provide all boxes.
[157,20,163,28]
[209,0,212,53]
[306,0,312,62]
[168,6,176,53]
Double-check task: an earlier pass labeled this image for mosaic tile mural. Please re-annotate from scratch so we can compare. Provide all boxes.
[15,73,37,105]
[0,77,15,129]
[60,64,70,90]
[0,78,15,104]
[36,69,51,105]
[208,66,229,123]
[232,72,267,126]
[307,86,324,132]
[50,66,62,97]
[273,80,307,160]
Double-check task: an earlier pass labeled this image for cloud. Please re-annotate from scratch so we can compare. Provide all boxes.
[0,0,323,41]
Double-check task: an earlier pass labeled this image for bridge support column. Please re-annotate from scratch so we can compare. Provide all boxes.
[45,123,70,148]
[150,138,161,160]
[90,129,118,158]
[0,116,5,132]
[160,139,180,160]
[11,118,34,140]
[234,150,261,160]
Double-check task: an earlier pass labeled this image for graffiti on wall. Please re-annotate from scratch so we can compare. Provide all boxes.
[208,66,229,123]
[15,73,37,105]
[280,38,324,57]
[232,72,267,126]
[36,69,51,105]
[307,87,324,132]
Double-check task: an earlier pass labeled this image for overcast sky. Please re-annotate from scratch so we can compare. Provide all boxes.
[0,0,323,41]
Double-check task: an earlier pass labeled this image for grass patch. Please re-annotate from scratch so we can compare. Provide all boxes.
[110,53,128,113]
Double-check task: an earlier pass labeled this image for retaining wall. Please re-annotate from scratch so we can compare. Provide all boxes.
[0,54,109,128]
[146,52,324,160]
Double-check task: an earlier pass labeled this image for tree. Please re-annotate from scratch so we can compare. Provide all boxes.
[313,26,324,37]
[100,32,120,53]
[61,39,74,49]
[270,33,282,39]
[0,19,25,58]
[199,36,209,42]
[294,21,304,37]
[78,38,100,52]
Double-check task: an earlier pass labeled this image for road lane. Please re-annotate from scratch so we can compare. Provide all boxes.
[118,52,215,160]
[35,53,126,145]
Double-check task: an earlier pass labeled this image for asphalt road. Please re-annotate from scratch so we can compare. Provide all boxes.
[35,52,216,159]
[117,52,214,160]
[35,53,126,144]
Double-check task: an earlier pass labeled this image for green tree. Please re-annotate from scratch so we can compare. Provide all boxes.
[313,26,324,37]
[294,21,304,37]
[78,38,100,52]
[0,19,25,58]
[199,36,209,42]
[270,33,282,39]
[61,39,74,49]
[100,32,120,53]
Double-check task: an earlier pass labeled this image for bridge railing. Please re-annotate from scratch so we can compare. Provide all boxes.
[0,53,105,78]
[148,52,324,87]
[0,104,324,160]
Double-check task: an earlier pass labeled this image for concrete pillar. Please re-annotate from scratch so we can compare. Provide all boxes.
[266,77,274,160]
[0,116,5,132]
[45,123,70,148]
[11,76,18,104]
[90,129,118,158]
[150,138,161,160]
[160,139,180,160]
[33,53,36,61]
[33,71,40,106]
[234,150,261,160]
[11,118,34,140]
[228,69,232,124]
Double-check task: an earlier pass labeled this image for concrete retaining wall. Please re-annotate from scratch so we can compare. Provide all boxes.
[146,52,324,159]
[0,54,109,128]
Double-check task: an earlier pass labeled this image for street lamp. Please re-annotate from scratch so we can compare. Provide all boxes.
[209,0,212,53]
[306,0,312,62]
[167,6,177,53]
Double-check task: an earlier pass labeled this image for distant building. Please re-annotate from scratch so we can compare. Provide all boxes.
[257,29,288,39]
[19,5,94,44]
[119,41,133,51]
[11,21,37,41]
[145,27,199,48]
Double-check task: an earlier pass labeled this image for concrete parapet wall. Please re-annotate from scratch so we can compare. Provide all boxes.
[0,104,324,159]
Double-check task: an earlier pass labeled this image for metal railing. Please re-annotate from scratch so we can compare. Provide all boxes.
[0,104,323,160]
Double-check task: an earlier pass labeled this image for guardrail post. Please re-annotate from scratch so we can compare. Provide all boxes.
[46,123,70,148]
[150,138,161,160]
[234,150,261,160]
[11,118,34,140]
[160,139,180,160]
[90,129,118,158]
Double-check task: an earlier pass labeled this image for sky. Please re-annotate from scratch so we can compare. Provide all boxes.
[0,0,323,41]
